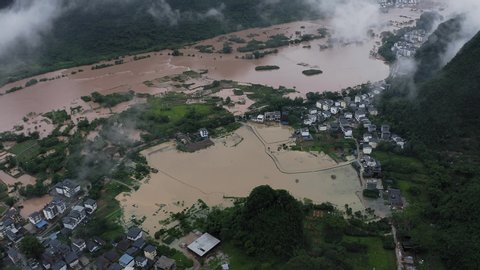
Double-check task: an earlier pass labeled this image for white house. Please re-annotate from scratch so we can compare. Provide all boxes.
[340,100,347,108]
[144,245,157,261]
[363,133,373,142]
[84,199,97,214]
[199,128,209,139]
[28,212,42,225]
[55,180,81,198]
[256,114,264,123]
[363,144,373,154]
[330,106,339,115]
[344,112,353,119]
[43,199,67,220]
[355,109,366,122]
[343,128,353,138]
[73,239,86,252]
[354,95,361,103]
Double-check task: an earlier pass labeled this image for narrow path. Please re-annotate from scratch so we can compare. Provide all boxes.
[246,124,357,174]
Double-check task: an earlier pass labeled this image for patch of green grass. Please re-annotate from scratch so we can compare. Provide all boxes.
[9,140,40,162]
[222,243,279,270]
[172,251,194,270]
[0,204,6,215]
[344,236,396,270]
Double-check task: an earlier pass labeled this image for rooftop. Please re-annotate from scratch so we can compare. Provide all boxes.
[187,233,221,257]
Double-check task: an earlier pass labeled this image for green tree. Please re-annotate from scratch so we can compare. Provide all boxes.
[20,235,44,258]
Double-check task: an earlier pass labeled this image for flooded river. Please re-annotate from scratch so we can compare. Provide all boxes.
[0,8,422,132]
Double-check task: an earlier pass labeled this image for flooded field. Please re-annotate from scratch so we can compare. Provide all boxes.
[19,195,52,218]
[117,124,363,234]
[0,7,422,132]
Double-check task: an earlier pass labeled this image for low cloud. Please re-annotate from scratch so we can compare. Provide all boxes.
[305,0,380,42]
[438,0,480,65]
[0,0,64,58]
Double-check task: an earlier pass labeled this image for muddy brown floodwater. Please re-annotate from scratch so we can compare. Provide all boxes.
[117,125,363,234]
[0,8,422,133]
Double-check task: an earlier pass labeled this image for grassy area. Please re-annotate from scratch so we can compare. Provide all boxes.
[295,133,355,162]
[222,243,279,270]
[344,236,396,270]
[172,251,194,270]
[9,140,41,162]
[135,93,235,140]
[372,150,428,200]
[93,181,130,241]
[0,204,6,215]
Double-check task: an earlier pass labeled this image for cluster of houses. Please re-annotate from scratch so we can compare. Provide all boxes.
[4,223,179,270]
[391,29,427,58]
[378,0,419,8]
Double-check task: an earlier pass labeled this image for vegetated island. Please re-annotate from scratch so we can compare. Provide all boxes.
[255,65,280,71]
[302,69,323,76]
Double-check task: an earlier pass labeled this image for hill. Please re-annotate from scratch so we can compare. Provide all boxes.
[380,29,480,269]
[413,16,465,83]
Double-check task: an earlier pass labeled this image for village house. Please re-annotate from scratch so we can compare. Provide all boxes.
[354,95,361,103]
[199,128,209,139]
[256,114,264,123]
[355,109,366,122]
[84,198,97,214]
[62,205,86,230]
[330,106,339,115]
[344,112,353,119]
[72,239,86,253]
[343,127,353,138]
[54,180,81,198]
[7,247,20,265]
[368,105,378,116]
[119,253,135,268]
[107,263,123,270]
[28,211,43,225]
[43,198,67,220]
[155,255,176,270]
[369,138,379,149]
[135,256,148,268]
[322,110,332,119]
[187,233,221,257]
[127,226,143,241]
[388,188,404,209]
[143,245,157,260]
[51,260,67,270]
[65,251,79,268]
[264,111,281,121]
[367,124,377,133]
[362,143,373,154]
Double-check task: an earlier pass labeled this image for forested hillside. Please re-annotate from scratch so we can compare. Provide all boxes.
[0,0,321,85]
[379,30,480,269]
[413,16,465,83]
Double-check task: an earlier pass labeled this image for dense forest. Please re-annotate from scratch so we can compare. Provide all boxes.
[379,28,480,269]
[0,0,322,85]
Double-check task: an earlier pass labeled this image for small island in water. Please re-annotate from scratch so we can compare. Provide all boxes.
[255,65,280,71]
[302,69,323,76]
